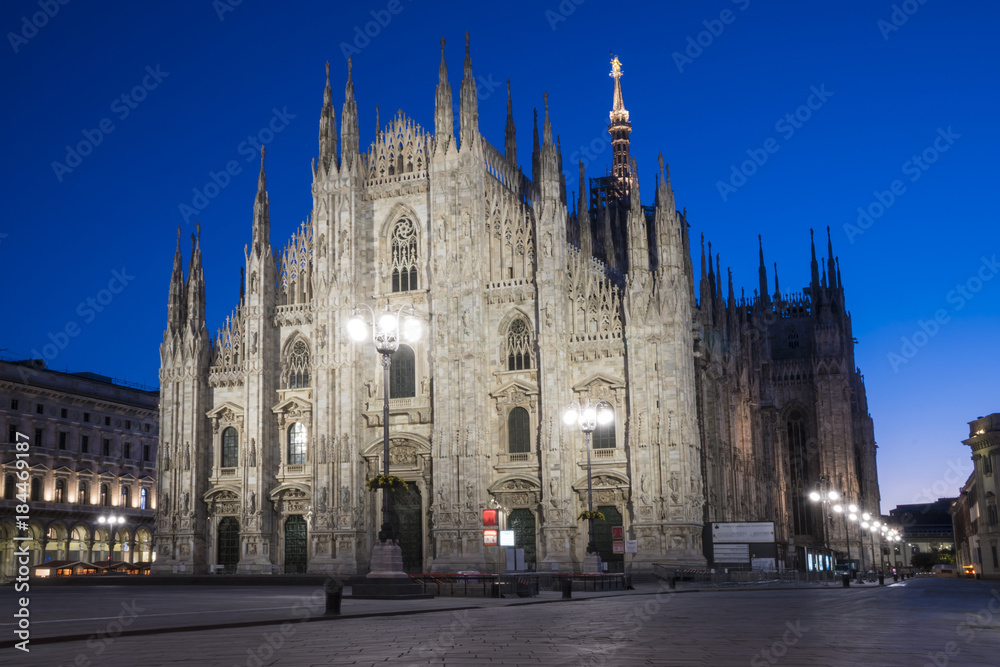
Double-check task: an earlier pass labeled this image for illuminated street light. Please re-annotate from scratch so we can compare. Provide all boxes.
[564,399,614,573]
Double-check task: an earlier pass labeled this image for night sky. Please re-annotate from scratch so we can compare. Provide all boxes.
[3,0,997,515]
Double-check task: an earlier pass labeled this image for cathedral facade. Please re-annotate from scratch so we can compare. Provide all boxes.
[153,38,879,575]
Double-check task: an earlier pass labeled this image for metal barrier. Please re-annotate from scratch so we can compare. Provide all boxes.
[408,572,624,597]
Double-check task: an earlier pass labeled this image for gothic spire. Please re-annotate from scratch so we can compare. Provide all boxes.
[542,91,553,146]
[758,235,770,307]
[835,257,842,290]
[826,225,837,290]
[531,108,539,183]
[341,58,359,170]
[608,54,632,199]
[578,160,592,259]
[504,79,516,166]
[773,262,781,300]
[318,61,337,173]
[186,223,205,329]
[434,38,454,151]
[627,158,648,274]
[459,31,478,148]
[252,147,270,256]
[603,199,617,269]
[809,228,820,293]
[167,227,186,332]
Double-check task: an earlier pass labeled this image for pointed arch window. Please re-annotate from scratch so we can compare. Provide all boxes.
[101,483,111,507]
[390,345,416,399]
[55,479,65,503]
[787,409,814,537]
[140,488,148,510]
[787,327,799,349]
[391,219,418,292]
[508,407,531,454]
[222,427,239,468]
[288,422,307,465]
[593,408,617,449]
[506,318,533,371]
[79,481,89,504]
[121,485,131,508]
[283,340,310,389]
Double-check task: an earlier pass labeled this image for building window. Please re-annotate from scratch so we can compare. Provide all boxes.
[103,439,111,456]
[79,481,89,504]
[34,428,42,447]
[985,455,993,476]
[36,404,44,414]
[390,218,418,292]
[30,478,41,502]
[989,504,998,527]
[288,422,306,465]
[593,408,617,449]
[105,416,111,426]
[140,488,148,510]
[787,327,799,349]
[283,340,311,389]
[84,412,90,423]
[100,483,110,507]
[508,407,531,454]
[222,427,239,468]
[8,425,16,443]
[143,445,150,462]
[82,435,89,453]
[4,475,14,500]
[61,408,68,419]
[993,545,999,570]
[125,420,131,430]
[123,443,131,459]
[506,318,533,370]
[55,480,65,503]
[59,432,67,450]
[144,423,150,432]
[389,345,416,399]
[10,399,17,410]
[121,485,131,508]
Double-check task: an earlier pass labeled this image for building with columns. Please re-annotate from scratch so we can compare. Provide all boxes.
[154,38,880,575]
[952,413,1000,579]
[0,358,158,578]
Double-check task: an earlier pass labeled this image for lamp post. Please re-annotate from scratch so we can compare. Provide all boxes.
[564,400,614,573]
[97,513,125,567]
[348,301,422,547]
[834,502,857,578]
[808,480,839,576]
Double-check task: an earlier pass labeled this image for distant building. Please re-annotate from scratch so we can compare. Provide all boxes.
[953,413,1000,579]
[889,498,957,570]
[951,473,978,576]
[0,359,158,578]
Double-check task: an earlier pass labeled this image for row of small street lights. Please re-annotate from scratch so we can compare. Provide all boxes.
[810,484,902,579]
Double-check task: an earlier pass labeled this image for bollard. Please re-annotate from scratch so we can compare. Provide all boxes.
[562,578,572,599]
[325,581,343,615]
[893,573,898,582]
[842,573,850,588]
[878,573,885,586]
[668,576,676,590]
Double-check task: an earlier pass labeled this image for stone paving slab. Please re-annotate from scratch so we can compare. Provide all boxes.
[2,578,998,665]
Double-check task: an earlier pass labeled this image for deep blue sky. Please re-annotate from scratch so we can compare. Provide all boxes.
[2,0,997,514]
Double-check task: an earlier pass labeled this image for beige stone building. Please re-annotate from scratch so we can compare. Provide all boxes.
[953,414,1000,578]
[0,359,158,578]
[154,39,880,575]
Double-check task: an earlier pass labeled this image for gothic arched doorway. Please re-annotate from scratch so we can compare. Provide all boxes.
[218,517,240,574]
[508,509,537,569]
[284,515,307,573]
[391,485,423,573]
[594,505,624,572]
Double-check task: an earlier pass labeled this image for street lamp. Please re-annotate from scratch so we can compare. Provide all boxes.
[564,400,614,573]
[348,300,422,548]
[833,502,856,579]
[97,513,126,566]
[808,481,839,576]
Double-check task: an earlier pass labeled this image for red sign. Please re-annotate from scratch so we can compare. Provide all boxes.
[613,541,625,554]
[482,509,499,526]
[612,526,624,540]
[483,529,498,546]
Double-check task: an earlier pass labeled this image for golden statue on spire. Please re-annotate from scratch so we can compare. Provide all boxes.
[610,54,622,77]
